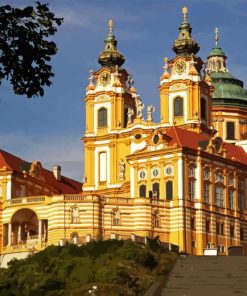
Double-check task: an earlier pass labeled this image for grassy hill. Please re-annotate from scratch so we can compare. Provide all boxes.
[0,239,177,296]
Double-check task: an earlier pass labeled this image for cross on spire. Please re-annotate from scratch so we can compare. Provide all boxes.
[215,27,219,47]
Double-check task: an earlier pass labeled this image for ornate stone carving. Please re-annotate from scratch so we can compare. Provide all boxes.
[147,105,155,122]
[118,159,125,180]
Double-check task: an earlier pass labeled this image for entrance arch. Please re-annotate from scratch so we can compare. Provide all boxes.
[11,208,39,244]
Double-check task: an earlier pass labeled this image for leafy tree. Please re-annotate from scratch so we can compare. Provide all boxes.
[0,1,63,98]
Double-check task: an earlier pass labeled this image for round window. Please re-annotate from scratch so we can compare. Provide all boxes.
[166,167,172,175]
[139,170,146,179]
[135,134,142,140]
[153,134,159,144]
[152,168,159,178]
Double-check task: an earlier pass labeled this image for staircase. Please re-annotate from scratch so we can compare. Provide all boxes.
[161,255,247,296]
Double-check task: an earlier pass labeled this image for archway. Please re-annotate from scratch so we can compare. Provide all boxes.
[11,208,39,244]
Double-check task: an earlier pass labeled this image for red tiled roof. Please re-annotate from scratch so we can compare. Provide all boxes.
[165,127,210,149]
[0,149,82,194]
[165,127,247,166]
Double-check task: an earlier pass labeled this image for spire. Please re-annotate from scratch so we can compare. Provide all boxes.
[206,28,227,74]
[172,7,200,57]
[98,19,125,69]
[214,27,219,47]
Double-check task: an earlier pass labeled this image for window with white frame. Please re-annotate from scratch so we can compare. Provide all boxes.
[215,185,224,207]
[228,175,234,186]
[204,168,210,180]
[189,165,195,177]
[215,172,224,183]
[228,189,234,210]
[238,181,244,211]
[204,183,210,204]
[98,107,107,127]
[151,167,160,178]
[189,180,195,201]
[99,152,107,182]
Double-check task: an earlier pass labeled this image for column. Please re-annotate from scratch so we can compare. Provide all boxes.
[38,220,42,243]
[8,223,12,246]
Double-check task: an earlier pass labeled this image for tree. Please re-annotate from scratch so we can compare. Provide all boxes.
[0,1,63,98]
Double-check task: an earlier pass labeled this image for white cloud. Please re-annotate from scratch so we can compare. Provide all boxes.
[0,131,83,181]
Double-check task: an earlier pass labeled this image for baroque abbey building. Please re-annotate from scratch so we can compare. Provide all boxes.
[1,8,247,264]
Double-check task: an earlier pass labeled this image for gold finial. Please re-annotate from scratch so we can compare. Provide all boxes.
[182,6,188,21]
[214,27,219,47]
[108,18,113,32]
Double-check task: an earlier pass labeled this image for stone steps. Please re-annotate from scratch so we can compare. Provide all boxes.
[161,256,247,296]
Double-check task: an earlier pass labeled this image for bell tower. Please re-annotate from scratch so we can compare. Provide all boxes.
[83,20,136,192]
[160,7,213,134]
[205,28,247,142]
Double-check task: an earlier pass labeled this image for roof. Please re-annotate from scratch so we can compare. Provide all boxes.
[165,127,247,165]
[0,149,82,194]
[131,127,247,166]
[209,71,247,107]
[209,46,226,57]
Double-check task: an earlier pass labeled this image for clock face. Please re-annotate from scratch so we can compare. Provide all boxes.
[100,72,111,86]
[174,60,186,74]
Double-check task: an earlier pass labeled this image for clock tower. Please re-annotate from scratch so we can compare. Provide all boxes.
[83,20,136,192]
[160,7,213,134]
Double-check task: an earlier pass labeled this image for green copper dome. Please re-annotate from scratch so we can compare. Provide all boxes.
[98,19,125,69]
[209,46,226,57]
[210,72,247,108]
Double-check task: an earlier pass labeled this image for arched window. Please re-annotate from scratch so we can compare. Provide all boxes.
[98,107,107,127]
[112,209,120,226]
[201,98,206,121]
[71,207,79,223]
[166,181,173,200]
[174,97,183,117]
[153,210,160,228]
[139,184,146,197]
[152,183,160,199]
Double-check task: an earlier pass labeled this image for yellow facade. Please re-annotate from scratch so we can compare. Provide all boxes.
[1,8,247,265]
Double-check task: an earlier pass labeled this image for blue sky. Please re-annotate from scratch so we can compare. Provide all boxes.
[1,0,247,181]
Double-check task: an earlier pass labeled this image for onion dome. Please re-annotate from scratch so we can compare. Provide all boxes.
[172,7,200,57]
[98,19,125,69]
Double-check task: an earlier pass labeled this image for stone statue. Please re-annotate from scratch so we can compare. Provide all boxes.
[89,69,94,85]
[118,159,125,180]
[127,108,134,124]
[128,74,134,88]
[147,105,155,122]
[135,95,144,119]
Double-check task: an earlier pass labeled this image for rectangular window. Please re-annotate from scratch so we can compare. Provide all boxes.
[229,190,234,210]
[238,192,243,211]
[191,217,195,230]
[226,122,235,140]
[189,180,195,201]
[240,228,244,241]
[206,220,210,232]
[166,181,173,200]
[99,152,107,182]
[204,183,210,204]
[215,186,224,207]
[216,222,220,235]
[216,222,224,235]
[220,223,224,235]
[230,225,234,238]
